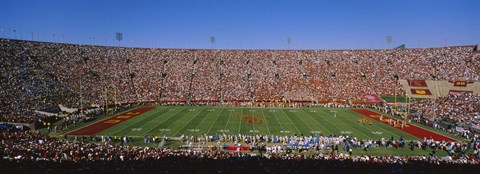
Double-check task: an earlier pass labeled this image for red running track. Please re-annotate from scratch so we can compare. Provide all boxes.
[351,109,456,142]
[68,106,156,136]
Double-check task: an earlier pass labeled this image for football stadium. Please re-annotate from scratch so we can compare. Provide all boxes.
[1,1,480,173]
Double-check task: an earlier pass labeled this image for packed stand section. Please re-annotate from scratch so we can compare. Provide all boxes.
[410,93,480,136]
[0,126,479,173]
[1,39,479,123]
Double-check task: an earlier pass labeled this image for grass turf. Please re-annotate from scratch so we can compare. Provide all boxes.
[97,106,423,141]
[381,95,430,103]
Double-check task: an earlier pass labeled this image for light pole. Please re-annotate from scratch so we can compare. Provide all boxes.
[80,51,88,114]
[286,37,291,50]
[210,36,215,49]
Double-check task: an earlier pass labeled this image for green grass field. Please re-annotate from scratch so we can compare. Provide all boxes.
[98,106,422,141]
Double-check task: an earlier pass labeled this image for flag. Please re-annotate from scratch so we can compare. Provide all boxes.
[116,33,122,41]
[395,44,405,49]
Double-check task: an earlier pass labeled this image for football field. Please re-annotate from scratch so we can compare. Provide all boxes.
[68,106,457,141]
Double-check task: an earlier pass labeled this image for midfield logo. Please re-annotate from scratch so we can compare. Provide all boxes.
[236,114,271,124]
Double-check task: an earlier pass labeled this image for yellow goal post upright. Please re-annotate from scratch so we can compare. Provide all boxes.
[105,86,108,117]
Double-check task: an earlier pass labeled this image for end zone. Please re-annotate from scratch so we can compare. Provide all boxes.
[68,106,156,135]
[351,109,456,142]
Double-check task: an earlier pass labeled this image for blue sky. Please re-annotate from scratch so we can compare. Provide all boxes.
[0,0,479,49]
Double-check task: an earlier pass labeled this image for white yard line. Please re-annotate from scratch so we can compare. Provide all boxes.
[238,108,243,134]
[279,109,302,134]
[110,107,168,136]
[290,109,316,134]
[206,107,225,134]
[318,109,373,140]
[270,110,287,135]
[222,109,234,131]
[260,108,271,135]
[172,107,206,136]
[299,108,333,135]
[141,108,185,136]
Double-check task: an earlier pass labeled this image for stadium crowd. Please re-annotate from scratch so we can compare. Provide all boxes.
[409,93,480,137]
[0,126,479,173]
[1,39,480,171]
[1,39,479,124]
[181,133,480,158]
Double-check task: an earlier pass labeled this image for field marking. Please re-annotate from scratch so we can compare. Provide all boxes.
[131,128,142,131]
[223,107,234,133]
[69,107,156,136]
[173,107,209,136]
[104,107,169,136]
[112,108,175,135]
[269,108,287,135]
[349,109,436,140]
[319,109,375,139]
[99,107,428,140]
[249,108,256,133]
[122,107,180,136]
[328,109,385,140]
[237,108,243,134]
[316,109,358,137]
[260,107,271,135]
[104,120,121,123]
[279,109,302,134]
[206,107,225,135]
[249,130,259,133]
[300,109,333,135]
[288,109,317,134]
[340,131,352,134]
[107,107,168,135]
[344,111,404,139]
[364,108,459,141]
[158,128,171,132]
[140,107,188,136]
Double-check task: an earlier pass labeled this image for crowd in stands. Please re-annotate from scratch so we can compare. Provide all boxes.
[409,93,480,136]
[181,133,480,157]
[1,127,479,173]
[1,39,479,124]
[0,40,76,123]
[1,39,479,171]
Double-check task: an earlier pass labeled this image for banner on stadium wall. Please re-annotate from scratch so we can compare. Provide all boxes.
[448,90,473,95]
[34,110,58,117]
[363,94,382,103]
[410,89,432,95]
[407,80,428,87]
[456,126,465,132]
[59,104,78,113]
[448,81,470,87]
